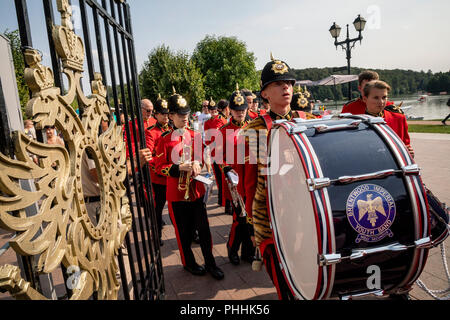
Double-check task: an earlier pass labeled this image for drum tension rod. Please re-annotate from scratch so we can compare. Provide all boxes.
[314,120,361,134]
[307,165,420,192]
[318,237,432,267]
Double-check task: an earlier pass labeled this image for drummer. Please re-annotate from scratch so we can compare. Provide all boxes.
[241,54,296,300]
[361,80,414,158]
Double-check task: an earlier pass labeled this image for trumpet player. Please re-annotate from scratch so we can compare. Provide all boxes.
[217,87,255,265]
[203,97,228,210]
[145,95,173,246]
[154,90,224,280]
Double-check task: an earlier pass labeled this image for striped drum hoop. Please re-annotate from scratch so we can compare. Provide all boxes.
[266,115,432,300]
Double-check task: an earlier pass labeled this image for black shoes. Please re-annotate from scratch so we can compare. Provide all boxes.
[205,265,225,280]
[184,264,224,280]
[442,120,447,126]
[228,248,240,265]
[184,263,207,276]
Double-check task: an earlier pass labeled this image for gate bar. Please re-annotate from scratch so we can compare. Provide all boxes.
[110,7,147,299]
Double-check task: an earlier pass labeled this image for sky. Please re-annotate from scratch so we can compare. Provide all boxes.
[1,0,449,78]
[128,0,450,73]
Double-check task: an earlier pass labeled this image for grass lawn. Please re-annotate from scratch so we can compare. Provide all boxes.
[408,124,450,134]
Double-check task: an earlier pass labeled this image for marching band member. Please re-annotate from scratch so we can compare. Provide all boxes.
[154,90,224,280]
[244,90,260,120]
[362,80,414,157]
[241,55,297,300]
[217,99,231,120]
[217,86,254,265]
[341,70,395,115]
[124,99,156,173]
[145,95,173,245]
[290,92,318,119]
[204,98,229,210]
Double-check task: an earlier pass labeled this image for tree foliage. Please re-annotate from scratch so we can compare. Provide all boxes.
[3,29,30,118]
[191,35,259,100]
[292,67,450,101]
[139,45,205,111]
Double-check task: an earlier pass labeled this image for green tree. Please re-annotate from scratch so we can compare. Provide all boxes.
[191,35,259,100]
[139,45,205,111]
[3,29,29,118]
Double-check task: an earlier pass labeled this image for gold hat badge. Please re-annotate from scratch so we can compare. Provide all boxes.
[303,86,311,98]
[233,83,245,106]
[295,85,308,108]
[209,97,216,107]
[172,86,187,107]
[270,52,288,75]
[297,95,308,108]
[158,93,168,109]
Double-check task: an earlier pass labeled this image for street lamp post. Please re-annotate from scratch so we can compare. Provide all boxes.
[329,14,367,100]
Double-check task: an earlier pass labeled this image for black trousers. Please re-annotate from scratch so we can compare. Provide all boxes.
[152,183,167,238]
[227,209,255,258]
[168,197,216,268]
[212,162,223,206]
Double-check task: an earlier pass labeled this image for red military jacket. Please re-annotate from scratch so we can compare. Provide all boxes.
[341,99,411,146]
[204,114,227,132]
[154,127,206,202]
[341,97,394,115]
[247,110,258,120]
[204,114,227,157]
[145,122,173,185]
[123,117,157,158]
[383,109,411,146]
[218,119,249,202]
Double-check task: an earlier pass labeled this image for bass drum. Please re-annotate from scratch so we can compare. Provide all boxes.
[267,115,432,300]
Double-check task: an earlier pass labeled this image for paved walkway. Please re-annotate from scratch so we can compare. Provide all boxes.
[160,132,450,300]
[0,133,448,300]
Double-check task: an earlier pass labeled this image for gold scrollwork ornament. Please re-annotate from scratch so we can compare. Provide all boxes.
[0,0,131,300]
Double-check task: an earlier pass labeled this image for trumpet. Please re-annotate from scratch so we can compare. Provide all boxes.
[225,170,247,219]
[178,139,192,200]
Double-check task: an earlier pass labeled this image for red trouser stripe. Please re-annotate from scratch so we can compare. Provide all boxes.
[227,215,239,250]
[167,201,187,267]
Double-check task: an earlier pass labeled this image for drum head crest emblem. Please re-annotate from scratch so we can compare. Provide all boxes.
[346,184,396,243]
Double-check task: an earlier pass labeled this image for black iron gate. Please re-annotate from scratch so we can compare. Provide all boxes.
[0,0,164,300]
